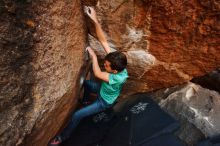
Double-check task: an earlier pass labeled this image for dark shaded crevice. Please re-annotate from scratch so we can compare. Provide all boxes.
[191,68,220,93]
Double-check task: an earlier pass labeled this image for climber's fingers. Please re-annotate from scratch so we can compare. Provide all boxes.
[85,46,91,51]
[85,6,98,23]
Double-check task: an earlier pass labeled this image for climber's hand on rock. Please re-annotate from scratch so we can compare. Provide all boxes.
[85,6,98,23]
[86,46,97,58]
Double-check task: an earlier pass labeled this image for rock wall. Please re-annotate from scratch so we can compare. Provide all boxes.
[159,82,220,145]
[0,0,219,145]
[0,0,87,146]
[86,0,220,95]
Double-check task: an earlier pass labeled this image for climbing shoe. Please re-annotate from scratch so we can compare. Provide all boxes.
[48,136,62,146]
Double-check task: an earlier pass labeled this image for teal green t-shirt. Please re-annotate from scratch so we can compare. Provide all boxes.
[100,69,128,104]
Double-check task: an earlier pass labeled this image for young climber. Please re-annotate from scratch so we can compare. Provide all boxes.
[48,6,128,146]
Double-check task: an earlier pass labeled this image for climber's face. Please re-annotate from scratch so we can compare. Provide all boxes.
[104,60,117,74]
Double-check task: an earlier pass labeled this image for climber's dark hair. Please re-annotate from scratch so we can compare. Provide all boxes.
[105,51,127,72]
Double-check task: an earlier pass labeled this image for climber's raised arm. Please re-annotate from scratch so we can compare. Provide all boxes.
[86,46,109,82]
[86,6,112,54]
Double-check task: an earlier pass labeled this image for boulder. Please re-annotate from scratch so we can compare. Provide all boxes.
[160,82,220,145]
[0,0,88,145]
[86,0,220,95]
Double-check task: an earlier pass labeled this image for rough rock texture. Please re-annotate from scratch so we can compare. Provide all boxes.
[0,0,87,146]
[159,82,220,145]
[1,0,220,145]
[86,0,220,95]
